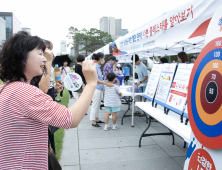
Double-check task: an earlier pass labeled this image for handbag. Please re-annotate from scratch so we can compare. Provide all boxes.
[0,82,61,170]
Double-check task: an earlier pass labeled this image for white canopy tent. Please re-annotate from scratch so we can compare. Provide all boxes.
[85,0,222,126]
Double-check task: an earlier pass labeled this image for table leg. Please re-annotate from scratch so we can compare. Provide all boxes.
[138,114,176,147]
[121,97,131,125]
[139,115,151,147]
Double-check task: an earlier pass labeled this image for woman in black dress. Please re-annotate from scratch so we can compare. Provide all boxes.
[75,55,86,90]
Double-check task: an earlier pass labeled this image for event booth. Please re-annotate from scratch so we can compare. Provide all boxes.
[85,0,222,169]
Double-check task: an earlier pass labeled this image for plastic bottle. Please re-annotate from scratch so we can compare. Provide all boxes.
[54,64,62,87]
[122,79,125,86]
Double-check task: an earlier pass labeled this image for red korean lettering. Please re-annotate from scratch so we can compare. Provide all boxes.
[176,12,180,24]
[170,16,175,28]
[153,25,156,34]
[143,29,149,38]
[156,24,160,32]
[150,26,153,36]
[180,10,187,22]
[187,5,193,18]
[161,19,168,30]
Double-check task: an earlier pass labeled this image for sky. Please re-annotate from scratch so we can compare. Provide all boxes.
[1,0,192,55]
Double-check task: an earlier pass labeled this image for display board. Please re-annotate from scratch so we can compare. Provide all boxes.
[165,63,194,115]
[154,63,177,106]
[143,64,163,101]
[184,4,222,169]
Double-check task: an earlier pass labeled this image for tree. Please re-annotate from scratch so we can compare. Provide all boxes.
[67,27,113,56]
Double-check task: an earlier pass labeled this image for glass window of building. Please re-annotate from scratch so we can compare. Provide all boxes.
[5,16,12,39]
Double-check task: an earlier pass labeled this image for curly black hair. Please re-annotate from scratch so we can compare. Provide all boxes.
[0,31,46,83]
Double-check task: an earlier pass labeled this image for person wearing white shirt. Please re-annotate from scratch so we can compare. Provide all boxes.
[60,61,74,99]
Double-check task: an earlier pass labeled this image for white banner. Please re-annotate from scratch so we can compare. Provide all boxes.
[108,0,222,56]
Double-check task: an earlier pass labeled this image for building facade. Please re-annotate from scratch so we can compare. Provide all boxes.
[0,12,21,39]
[122,29,129,36]
[108,17,115,36]
[60,40,67,53]
[115,19,122,36]
[0,17,6,49]
[100,16,125,41]
[100,17,108,33]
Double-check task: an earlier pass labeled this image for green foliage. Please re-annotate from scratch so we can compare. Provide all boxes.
[0,79,2,85]
[54,88,70,160]
[67,27,113,56]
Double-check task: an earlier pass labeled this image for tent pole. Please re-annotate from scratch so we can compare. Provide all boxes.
[132,52,135,127]
[169,55,171,63]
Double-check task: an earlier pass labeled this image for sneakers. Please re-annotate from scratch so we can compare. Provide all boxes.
[112,124,118,130]
[104,124,111,131]
[92,123,101,128]
[70,96,75,99]
[60,96,63,99]
[55,98,61,102]
[96,120,105,124]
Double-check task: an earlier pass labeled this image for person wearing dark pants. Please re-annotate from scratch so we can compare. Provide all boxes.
[60,61,74,99]
[60,88,73,99]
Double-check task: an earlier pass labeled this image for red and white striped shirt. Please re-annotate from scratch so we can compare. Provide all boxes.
[0,81,72,169]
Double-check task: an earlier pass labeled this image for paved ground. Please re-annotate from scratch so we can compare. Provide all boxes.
[60,93,187,170]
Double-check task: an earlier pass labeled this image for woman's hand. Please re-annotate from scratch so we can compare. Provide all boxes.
[106,82,114,88]
[44,48,53,63]
[82,61,97,87]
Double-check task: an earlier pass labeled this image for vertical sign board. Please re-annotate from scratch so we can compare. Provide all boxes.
[143,64,163,101]
[165,64,194,115]
[184,4,222,170]
[154,63,177,106]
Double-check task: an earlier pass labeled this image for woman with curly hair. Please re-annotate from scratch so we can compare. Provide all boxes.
[0,31,97,169]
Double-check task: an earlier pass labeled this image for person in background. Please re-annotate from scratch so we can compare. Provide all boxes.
[190,55,196,63]
[131,54,148,114]
[75,55,87,115]
[113,62,118,73]
[90,52,113,128]
[103,56,118,81]
[115,64,123,75]
[0,31,97,169]
[60,60,75,99]
[131,54,148,87]
[172,60,176,63]
[159,57,168,64]
[104,72,122,131]
[30,39,63,153]
[177,52,189,63]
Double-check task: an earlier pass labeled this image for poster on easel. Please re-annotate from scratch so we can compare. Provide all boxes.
[184,4,222,170]
[143,64,163,101]
[154,63,177,106]
[165,63,194,115]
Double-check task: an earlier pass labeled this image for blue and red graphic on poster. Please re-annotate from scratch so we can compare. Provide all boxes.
[109,42,127,56]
